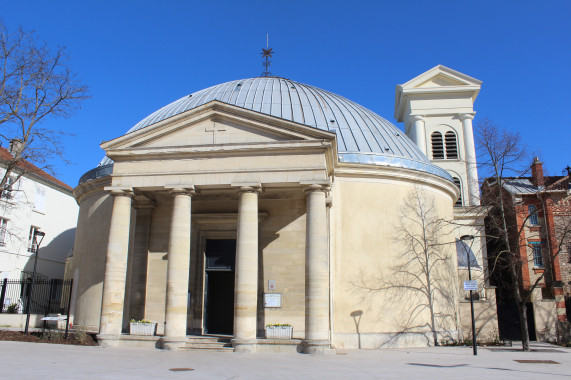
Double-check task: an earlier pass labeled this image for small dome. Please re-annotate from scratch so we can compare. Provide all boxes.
[96,77,450,180]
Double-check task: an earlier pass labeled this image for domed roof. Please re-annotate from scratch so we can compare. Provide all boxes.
[93,77,451,182]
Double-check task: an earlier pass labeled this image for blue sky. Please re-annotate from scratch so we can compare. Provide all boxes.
[1,1,570,186]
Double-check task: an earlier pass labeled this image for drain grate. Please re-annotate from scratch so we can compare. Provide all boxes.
[169,368,195,372]
[514,360,560,364]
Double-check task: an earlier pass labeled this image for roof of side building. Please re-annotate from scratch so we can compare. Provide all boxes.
[0,147,73,192]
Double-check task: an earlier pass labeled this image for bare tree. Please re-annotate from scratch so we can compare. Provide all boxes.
[0,20,88,191]
[477,118,532,350]
[478,118,571,350]
[354,188,458,346]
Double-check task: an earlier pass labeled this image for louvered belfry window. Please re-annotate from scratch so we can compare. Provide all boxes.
[445,131,458,159]
[432,131,459,160]
[431,132,444,159]
[453,177,463,206]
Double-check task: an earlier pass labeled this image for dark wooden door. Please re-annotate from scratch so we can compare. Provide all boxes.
[204,239,236,335]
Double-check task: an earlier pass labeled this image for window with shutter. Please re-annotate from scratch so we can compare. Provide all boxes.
[445,131,458,159]
[453,177,463,206]
[431,132,444,159]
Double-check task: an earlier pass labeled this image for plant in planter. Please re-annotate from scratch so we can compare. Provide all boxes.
[265,323,293,339]
[6,303,18,314]
[129,319,157,336]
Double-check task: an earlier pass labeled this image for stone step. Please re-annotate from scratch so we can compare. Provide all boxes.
[186,335,231,343]
[182,335,233,351]
[180,346,234,352]
[183,343,233,349]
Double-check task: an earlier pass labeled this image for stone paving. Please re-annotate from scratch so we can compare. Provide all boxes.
[0,341,569,379]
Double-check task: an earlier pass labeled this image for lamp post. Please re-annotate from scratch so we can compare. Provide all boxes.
[24,229,45,335]
[460,234,477,355]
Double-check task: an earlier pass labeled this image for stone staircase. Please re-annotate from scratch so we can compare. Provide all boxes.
[181,335,233,352]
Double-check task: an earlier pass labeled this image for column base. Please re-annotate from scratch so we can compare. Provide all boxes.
[96,334,121,347]
[302,340,332,354]
[158,336,187,350]
[231,338,257,353]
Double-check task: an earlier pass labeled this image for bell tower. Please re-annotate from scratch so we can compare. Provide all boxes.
[395,65,482,206]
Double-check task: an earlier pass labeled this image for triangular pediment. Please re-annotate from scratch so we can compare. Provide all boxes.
[416,74,468,88]
[400,65,482,90]
[132,118,295,149]
[101,101,336,156]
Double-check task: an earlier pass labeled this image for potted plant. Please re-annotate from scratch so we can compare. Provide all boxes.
[265,323,293,339]
[129,319,157,336]
[6,303,18,314]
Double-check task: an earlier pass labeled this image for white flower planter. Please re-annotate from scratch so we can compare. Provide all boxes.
[265,325,293,339]
[129,322,157,336]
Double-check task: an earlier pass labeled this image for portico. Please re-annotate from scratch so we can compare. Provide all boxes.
[93,101,336,352]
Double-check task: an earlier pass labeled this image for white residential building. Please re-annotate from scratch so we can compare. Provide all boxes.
[0,145,78,280]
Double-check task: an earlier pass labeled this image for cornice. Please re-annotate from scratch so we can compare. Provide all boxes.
[333,163,459,200]
[73,175,112,204]
[106,139,332,162]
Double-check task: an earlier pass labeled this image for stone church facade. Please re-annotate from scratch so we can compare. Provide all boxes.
[67,66,497,352]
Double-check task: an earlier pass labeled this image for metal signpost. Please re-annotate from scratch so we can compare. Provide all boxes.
[460,235,477,355]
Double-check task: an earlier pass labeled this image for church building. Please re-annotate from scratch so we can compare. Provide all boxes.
[67,65,498,352]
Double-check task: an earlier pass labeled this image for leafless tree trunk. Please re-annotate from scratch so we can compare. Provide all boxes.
[477,118,533,351]
[0,20,88,190]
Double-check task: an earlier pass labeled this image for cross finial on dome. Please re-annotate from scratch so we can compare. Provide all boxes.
[261,33,274,77]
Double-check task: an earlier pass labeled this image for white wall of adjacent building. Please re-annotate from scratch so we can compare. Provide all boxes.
[0,167,78,280]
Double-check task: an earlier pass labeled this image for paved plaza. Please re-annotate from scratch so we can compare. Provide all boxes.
[0,341,570,379]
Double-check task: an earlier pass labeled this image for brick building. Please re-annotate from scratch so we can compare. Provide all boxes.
[484,158,570,342]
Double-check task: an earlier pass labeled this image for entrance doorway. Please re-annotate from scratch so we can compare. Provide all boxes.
[204,239,236,335]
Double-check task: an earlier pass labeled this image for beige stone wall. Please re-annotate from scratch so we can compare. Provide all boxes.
[68,189,113,331]
[143,194,171,335]
[259,197,306,338]
[459,289,499,342]
[532,288,558,342]
[331,175,459,348]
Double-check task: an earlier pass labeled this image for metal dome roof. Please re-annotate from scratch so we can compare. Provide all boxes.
[94,77,451,181]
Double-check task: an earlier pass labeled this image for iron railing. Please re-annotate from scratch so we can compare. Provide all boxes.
[0,278,73,315]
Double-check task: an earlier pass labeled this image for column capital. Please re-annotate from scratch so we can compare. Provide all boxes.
[410,114,425,122]
[168,187,196,197]
[303,183,331,194]
[459,113,475,121]
[104,187,134,198]
[236,185,262,194]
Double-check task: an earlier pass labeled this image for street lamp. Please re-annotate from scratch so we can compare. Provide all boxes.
[24,229,45,335]
[460,234,477,356]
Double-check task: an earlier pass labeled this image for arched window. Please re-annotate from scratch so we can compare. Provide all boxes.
[453,177,463,206]
[445,131,458,159]
[528,205,538,225]
[431,132,444,159]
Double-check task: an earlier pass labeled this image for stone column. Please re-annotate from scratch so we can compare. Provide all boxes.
[232,186,261,352]
[460,113,480,206]
[410,115,427,155]
[98,189,134,346]
[303,184,330,354]
[163,187,195,349]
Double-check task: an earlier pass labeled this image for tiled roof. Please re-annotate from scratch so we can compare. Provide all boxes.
[0,147,73,192]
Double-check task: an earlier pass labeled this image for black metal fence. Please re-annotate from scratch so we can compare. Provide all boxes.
[0,278,73,315]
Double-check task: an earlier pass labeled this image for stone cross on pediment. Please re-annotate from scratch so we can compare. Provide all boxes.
[205,123,227,144]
